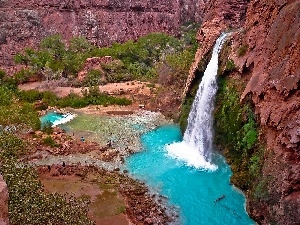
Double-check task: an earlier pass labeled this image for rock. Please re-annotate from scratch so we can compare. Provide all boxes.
[49,167,60,176]
[137,216,143,221]
[144,217,153,224]
[0,175,8,225]
[185,1,300,224]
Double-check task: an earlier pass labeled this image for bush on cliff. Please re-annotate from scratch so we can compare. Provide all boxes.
[214,76,261,190]
[14,35,92,81]
[14,24,198,84]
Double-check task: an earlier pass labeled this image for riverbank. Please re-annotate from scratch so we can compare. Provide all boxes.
[24,109,177,224]
[37,164,176,225]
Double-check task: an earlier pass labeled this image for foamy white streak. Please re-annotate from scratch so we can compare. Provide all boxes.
[51,113,77,127]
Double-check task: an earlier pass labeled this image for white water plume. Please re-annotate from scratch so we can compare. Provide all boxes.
[51,112,77,127]
[167,33,229,170]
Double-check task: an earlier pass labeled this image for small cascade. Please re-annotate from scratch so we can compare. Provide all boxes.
[167,33,229,170]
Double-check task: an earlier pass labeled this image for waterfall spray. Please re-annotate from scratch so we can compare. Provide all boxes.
[167,33,229,170]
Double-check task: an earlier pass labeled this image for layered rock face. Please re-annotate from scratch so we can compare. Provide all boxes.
[235,1,300,224]
[187,0,299,224]
[0,0,203,71]
[182,0,249,100]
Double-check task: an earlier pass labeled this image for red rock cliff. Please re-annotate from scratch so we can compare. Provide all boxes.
[0,0,204,70]
[188,0,299,224]
[235,1,300,224]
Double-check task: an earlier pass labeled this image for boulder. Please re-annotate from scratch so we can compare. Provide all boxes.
[0,175,8,225]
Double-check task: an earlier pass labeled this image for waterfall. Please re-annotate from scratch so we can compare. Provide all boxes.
[166,33,229,170]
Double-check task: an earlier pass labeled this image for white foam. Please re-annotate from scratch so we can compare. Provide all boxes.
[51,112,77,127]
[166,141,217,171]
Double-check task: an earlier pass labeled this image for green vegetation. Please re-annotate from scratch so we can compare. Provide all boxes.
[14,35,92,80]
[214,76,262,190]
[237,44,248,57]
[41,121,53,134]
[224,59,237,72]
[42,136,60,148]
[0,69,6,81]
[83,69,103,86]
[0,87,41,130]
[16,87,131,109]
[0,133,93,225]
[13,24,198,85]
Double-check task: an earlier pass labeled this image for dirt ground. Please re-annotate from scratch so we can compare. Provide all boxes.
[39,169,131,225]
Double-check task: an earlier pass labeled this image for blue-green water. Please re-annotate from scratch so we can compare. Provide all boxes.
[40,112,255,225]
[40,111,64,125]
[125,124,255,225]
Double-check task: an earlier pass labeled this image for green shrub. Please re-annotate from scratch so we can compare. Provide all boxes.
[40,34,66,60]
[165,49,195,72]
[0,69,5,81]
[237,44,248,57]
[13,68,34,84]
[0,132,27,159]
[224,59,236,72]
[84,69,103,86]
[0,86,13,106]
[41,121,53,134]
[42,91,58,106]
[0,103,41,130]
[42,136,59,148]
[69,36,93,53]
[17,90,43,103]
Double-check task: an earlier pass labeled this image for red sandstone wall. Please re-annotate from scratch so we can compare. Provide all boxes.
[189,0,299,224]
[0,0,205,71]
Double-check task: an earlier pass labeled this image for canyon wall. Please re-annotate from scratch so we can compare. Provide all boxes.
[181,0,249,100]
[235,1,300,224]
[186,0,299,224]
[0,0,205,72]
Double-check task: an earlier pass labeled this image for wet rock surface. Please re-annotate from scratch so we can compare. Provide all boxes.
[182,0,249,100]
[235,1,300,224]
